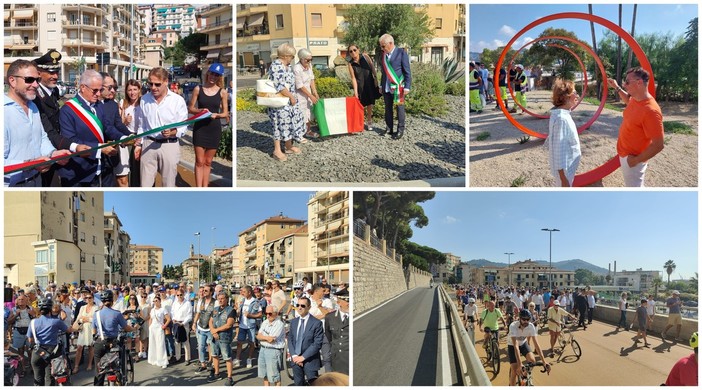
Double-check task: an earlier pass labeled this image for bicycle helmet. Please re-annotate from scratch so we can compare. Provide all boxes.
[518,309,532,320]
[38,297,53,311]
[101,290,114,303]
[690,332,698,349]
[468,298,476,303]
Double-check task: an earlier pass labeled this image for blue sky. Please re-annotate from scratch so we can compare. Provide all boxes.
[469,4,698,53]
[410,191,698,279]
[104,191,313,266]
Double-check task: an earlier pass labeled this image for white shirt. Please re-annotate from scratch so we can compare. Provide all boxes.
[587,294,596,309]
[119,100,141,134]
[508,321,537,346]
[646,299,656,316]
[171,298,193,323]
[137,90,188,138]
[239,297,256,329]
[464,303,477,318]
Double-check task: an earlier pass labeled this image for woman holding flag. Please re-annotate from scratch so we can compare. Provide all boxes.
[378,34,411,140]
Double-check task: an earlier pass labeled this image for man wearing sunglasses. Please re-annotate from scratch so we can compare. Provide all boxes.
[508,309,550,386]
[135,67,188,187]
[287,296,323,385]
[99,72,131,187]
[57,69,127,187]
[4,59,72,187]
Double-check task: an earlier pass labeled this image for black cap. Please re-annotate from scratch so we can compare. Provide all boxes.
[335,288,349,297]
[33,49,62,72]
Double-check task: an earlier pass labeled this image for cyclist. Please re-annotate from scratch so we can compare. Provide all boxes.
[92,290,138,386]
[27,298,79,386]
[546,300,576,357]
[479,299,507,349]
[508,309,550,386]
[8,294,37,376]
[463,298,478,329]
[664,332,698,386]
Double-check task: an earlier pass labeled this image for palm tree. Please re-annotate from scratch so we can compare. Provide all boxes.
[625,4,638,70]
[616,4,623,96]
[664,260,677,285]
[588,4,601,99]
[652,277,663,300]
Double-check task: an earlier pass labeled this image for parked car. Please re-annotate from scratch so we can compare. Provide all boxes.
[57,81,75,96]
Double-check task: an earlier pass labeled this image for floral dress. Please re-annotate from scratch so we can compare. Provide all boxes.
[267,59,305,142]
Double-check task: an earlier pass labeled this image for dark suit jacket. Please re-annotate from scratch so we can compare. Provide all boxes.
[324,310,349,374]
[99,99,131,168]
[287,315,323,370]
[380,47,412,91]
[57,96,125,186]
[33,85,71,149]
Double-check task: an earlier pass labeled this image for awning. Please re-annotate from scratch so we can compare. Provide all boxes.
[12,9,34,19]
[222,47,233,57]
[327,202,343,214]
[206,49,220,59]
[328,221,342,231]
[248,13,265,27]
[4,11,11,21]
[236,16,246,30]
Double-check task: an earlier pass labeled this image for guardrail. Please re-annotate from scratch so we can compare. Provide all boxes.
[438,284,491,386]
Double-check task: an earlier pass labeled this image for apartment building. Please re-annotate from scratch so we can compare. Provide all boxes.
[153,4,197,37]
[612,268,662,292]
[3,4,151,85]
[4,192,106,288]
[198,4,233,76]
[143,35,165,68]
[104,210,131,285]
[129,245,163,285]
[238,214,306,285]
[236,4,465,68]
[263,225,309,286]
[302,191,350,284]
[470,259,576,289]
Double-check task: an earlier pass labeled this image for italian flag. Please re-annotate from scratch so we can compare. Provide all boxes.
[313,97,365,137]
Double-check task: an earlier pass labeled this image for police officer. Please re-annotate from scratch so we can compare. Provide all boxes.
[92,290,138,386]
[324,289,349,374]
[28,298,78,386]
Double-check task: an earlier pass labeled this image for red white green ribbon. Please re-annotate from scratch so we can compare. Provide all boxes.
[382,53,405,104]
[4,111,212,175]
[64,98,105,143]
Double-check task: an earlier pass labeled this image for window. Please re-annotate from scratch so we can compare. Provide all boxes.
[92,256,95,264]
[92,216,95,226]
[275,14,284,29]
[47,13,56,23]
[91,197,95,207]
[92,236,97,245]
[311,13,322,28]
[83,15,90,25]
[80,212,85,222]
[36,250,49,264]
[435,18,443,29]
[80,232,86,242]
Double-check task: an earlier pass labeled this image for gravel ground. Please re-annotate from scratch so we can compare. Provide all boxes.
[236,95,466,184]
[469,90,698,187]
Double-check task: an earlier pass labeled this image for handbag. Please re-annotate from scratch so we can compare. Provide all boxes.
[256,80,289,108]
[363,54,383,101]
[174,323,187,343]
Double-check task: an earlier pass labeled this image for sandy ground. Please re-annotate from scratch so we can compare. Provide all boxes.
[469,90,698,187]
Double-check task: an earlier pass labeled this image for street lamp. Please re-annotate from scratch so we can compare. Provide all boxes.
[211,227,216,284]
[541,228,560,290]
[194,232,201,289]
[504,252,514,286]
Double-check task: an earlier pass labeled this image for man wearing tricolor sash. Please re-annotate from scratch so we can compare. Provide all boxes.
[378,34,412,140]
[57,70,125,187]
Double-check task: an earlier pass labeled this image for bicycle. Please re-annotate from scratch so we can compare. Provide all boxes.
[279,316,294,380]
[555,324,581,362]
[465,318,475,345]
[509,361,549,386]
[483,329,501,374]
[97,330,135,386]
[50,332,72,386]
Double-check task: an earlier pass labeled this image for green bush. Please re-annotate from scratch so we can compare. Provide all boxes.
[445,78,465,96]
[236,88,267,113]
[315,77,352,99]
[405,63,447,116]
[217,125,232,160]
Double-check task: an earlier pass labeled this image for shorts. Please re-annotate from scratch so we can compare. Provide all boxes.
[483,327,499,336]
[11,328,29,349]
[211,337,232,360]
[237,327,256,343]
[257,347,282,383]
[507,343,532,364]
[667,313,682,326]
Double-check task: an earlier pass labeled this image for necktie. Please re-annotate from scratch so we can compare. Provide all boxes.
[89,104,96,115]
[295,318,306,355]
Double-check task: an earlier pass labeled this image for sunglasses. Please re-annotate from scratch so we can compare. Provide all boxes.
[82,85,101,95]
[102,85,118,91]
[147,82,163,87]
[266,312,276,316]
[12,75,40,84]
[296,304,307,308]
[177,294,183,297]
[86,296,93,299]
[350,48,358,53]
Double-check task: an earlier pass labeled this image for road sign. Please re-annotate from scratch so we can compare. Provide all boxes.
[156,273,161,279]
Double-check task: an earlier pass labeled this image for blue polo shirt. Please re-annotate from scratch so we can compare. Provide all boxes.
[92,307,128,338]
[30,316,68,346]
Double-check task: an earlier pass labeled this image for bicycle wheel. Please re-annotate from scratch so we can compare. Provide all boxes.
[491,340,500,374]
[571,339,582,358]
[126,353,135,385]
[284,340,294,380]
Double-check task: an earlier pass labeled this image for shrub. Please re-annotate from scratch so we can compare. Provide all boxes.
[236,88,267,113]
[316,77,352,99]
[217,125,232,160]
[445,78,465,96]
[405,62,447,116]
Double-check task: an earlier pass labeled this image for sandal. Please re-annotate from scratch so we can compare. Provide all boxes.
[284,147,301,155]
[272,153,287,162]
[299,138,309,144]
[305,131,319,138]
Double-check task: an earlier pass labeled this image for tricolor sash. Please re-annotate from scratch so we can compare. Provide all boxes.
[382,52,405,104]
[64,98,105,143]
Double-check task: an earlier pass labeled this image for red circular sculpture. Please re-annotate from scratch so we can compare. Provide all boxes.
[493,12,655,186]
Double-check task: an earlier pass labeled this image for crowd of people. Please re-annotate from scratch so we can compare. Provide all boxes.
[4,50,230,188]
[451,283,696,386]
[263,33,411,162]
[4,277,349,386]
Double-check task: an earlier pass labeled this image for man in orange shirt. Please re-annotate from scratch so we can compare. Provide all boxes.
[607,67,664,187]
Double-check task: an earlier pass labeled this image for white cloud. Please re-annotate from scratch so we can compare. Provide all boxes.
[443,216,459,224]
[471,39,506,52]
[498,211,507,219]
[499,25,516,36]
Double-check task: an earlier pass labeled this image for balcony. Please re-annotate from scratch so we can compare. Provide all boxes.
[63,38,106,48]
[236,5,268,17]
[201,37,233,51]
[200,19,233,33]
[63,4,105,15]
[245,241,256,251]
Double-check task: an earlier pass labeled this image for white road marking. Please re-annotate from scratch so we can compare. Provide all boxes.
[438,290,452,385]
[354,287,416,322]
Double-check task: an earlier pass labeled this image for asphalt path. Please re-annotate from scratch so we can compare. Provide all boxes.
[463,299,691,386]
[353,287,460,386]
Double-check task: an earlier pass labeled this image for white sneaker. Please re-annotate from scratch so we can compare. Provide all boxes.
[232,359,241,368]
[246,359,253,368]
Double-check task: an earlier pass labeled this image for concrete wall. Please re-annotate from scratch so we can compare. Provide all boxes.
[593,304,698,341]
[353,236,432,316]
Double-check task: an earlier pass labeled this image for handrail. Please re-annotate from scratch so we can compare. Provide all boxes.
[438,284,492,386]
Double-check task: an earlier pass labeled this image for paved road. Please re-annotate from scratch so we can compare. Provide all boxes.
[17,339,293,386]
[353,287,460,386]
[463,300,691,386]
[236,75,258,90]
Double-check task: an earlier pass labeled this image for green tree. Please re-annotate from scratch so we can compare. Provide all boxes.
[199,260,221,284]
[479,46,516,68]
[164,33,208,67]
[574,268,595,285]
[342,4,434,63]
[651,277,664,299]
[401,241,446,271]
[664,259,676,285]
[525,27,591,80]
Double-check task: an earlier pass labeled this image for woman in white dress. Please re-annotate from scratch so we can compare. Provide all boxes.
[148,296,170,368]
[137,291,151,361]
[117,79,142,187]
[72,293,97,373]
